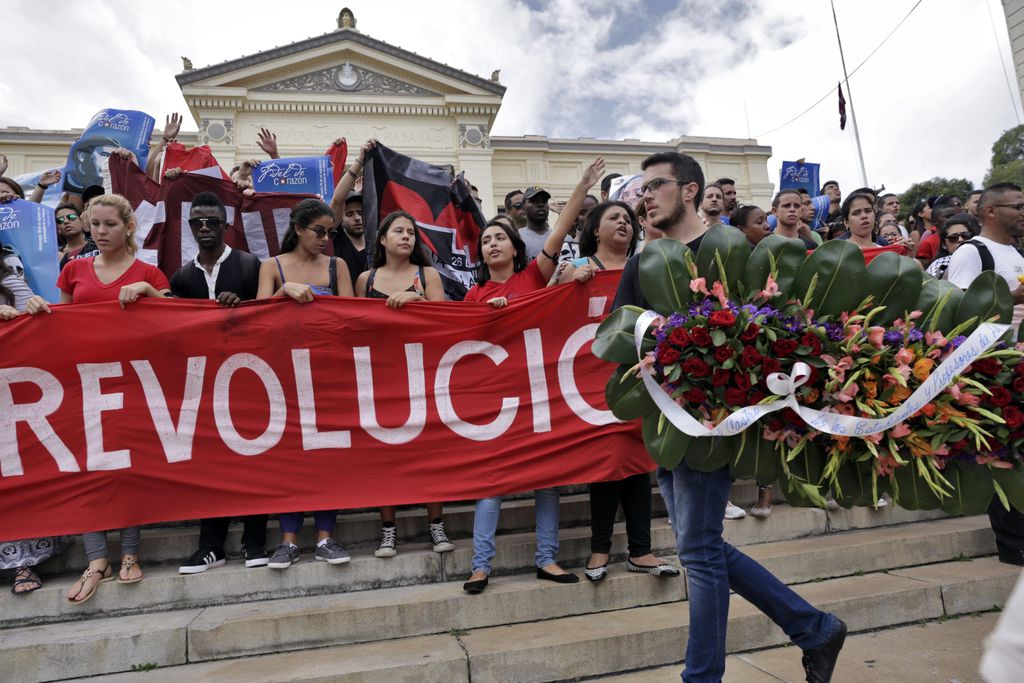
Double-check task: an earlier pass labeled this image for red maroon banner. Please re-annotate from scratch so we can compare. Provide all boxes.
[0,274,649,539]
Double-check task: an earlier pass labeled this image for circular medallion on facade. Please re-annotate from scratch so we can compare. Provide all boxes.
[335,62,359,90]
[464,126,483,146]
[206,122,227,142]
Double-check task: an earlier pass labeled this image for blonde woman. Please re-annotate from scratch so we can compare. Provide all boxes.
[24,193,169,603]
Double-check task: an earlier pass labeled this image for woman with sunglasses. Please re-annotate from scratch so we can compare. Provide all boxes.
[57,203,99,269]
[462,158,606,594]
[927,213,979,280]
[258,199,355,570]
[354,210,454,558]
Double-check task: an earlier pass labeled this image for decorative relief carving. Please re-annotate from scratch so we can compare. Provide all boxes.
[255,62,438,96]
[458,124,490,149]
[198,118,233,145]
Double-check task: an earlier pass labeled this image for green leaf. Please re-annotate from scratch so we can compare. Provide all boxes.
[641,413,687,469]
[592,306,654,364]
[992,464,1024,512]
[892,463,943,510]
[684,435,738,473]
[742,234,807,301]
[695,224,751,295]
[731,426,778,483]
[605,365,656,421]
[939,462,994,516]
[833,457,876,508]
[794,240,867,316]
[918,280,964,333]
[953,270,1014,334]
[639,239,693,315]
[863,253,924,326]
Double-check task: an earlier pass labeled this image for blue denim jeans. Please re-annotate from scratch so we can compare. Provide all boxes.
[471,488,560,574]
[672,460,839,682]
[657,466,675,521]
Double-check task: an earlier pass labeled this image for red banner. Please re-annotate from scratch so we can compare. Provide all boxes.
[0,274,649,539]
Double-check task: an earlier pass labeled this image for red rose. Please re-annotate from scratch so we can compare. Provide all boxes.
[739,323,760,342]
[739,346,762,368]
[781,407,802,425]
[690,327,712,347]
[708,310,737,328]
[712,368,732,386]
[724,388,748,406]
[681,357,712,378]
[762,358,782,375]
[987,386,1012,407]
[1004,406,1024,430]
[767,418,785,432]
[772,339,799,357]
[1015,362,1024,377]
[683,388,707,404]
[657,347,681,365]
[1013,375,1024,394]
[733,372,752,392]
[805,365,820,386]
[972,358,1002,377]
[750,390,768,404]
[669,327,691,348]
[713,345,734,363]
[800,332,822,356]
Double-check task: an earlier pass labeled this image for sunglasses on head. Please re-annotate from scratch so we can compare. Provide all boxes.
[56,213,79,225]
[188,217,224,230]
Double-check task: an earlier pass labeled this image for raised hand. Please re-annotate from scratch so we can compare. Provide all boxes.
[257,128,279,158]
[38,168,62,188]
[111,148,139,165]
[163,113,182,142]
[357,139,377,164]
[581,157,606,189]
[0,154,8,177]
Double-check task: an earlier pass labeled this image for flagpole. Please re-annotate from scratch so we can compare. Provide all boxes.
[830,0,868,187]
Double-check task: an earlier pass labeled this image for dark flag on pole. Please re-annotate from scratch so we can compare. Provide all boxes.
[362,144,485,300]
[838,82,847,130]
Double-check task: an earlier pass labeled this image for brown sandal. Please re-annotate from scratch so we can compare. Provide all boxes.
[117,556,143,584]
[67,563,114,604]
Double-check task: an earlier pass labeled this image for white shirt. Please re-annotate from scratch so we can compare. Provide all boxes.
[946,235,1024,330]
[192,245,232,300]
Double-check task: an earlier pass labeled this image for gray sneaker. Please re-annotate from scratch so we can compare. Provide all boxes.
[268,543,300,569]
[314,539,351,565]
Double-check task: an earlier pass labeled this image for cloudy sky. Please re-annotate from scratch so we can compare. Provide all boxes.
[2,0,1020,196]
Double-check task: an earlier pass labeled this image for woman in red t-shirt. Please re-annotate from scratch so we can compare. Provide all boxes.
[463,157,606,594]
[23,193,168,604]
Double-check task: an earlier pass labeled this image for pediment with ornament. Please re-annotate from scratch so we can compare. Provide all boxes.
[253,62,439,96]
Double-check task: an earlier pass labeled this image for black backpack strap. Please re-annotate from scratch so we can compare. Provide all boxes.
[329,256,339,295]
[964,240,995,273]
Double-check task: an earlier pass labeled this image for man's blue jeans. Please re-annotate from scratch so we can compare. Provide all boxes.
[471,488,560,574]
[672,459,840,682]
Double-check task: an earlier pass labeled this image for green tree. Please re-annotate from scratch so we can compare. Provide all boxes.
[897,177,974,221]
[985,159,1024,187]
[991,124,1024,166]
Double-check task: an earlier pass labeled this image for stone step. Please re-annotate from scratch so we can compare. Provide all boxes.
[39,481,785,573]
[3,517,997,681]
[598,610,1002,682]
[60,555,1017,683]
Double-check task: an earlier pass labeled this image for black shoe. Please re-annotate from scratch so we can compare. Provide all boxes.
[997,548,1024,566]
[802,618,847,683]
[178,548,225,575]
[536,567,580,584]
[243,544,269,568]
[463,577,488,594]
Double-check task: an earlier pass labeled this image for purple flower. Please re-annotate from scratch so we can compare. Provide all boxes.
[949,335,967,350]
[883,330,905,347]
[907,329,924,343]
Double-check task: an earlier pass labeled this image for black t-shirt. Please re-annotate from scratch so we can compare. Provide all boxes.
[169,248,262,301]
[332,231,368,289]
[59,238,100,270]
[612,234,705,310]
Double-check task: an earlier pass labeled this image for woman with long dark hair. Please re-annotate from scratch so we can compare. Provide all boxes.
[556,200,638,284]
[462,158,606,594]
[258,199,355,570]
[355,210,454,557]
[927,212,980,280]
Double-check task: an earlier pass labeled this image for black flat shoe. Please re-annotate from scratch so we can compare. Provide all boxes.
[802,618,847,683]
[463,577,488,594]
[536,567,579,584]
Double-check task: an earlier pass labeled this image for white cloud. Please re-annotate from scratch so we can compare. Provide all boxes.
[3,0,1019,198]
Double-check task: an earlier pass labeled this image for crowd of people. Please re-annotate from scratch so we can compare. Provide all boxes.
[3,121,1024,683]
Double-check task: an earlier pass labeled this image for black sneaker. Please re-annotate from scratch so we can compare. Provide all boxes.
[178,548,225,575]
[243,544,269,568]
[997,547,1024,566]
[802,618,847,683]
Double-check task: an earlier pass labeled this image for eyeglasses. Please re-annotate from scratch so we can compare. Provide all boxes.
[635,178,686,198]
[509,202,524,210]
[188,217,224,230]
[302,225,338,240]
[993,203,1024,212]
[56,213,79,224]
[945,232,971,243]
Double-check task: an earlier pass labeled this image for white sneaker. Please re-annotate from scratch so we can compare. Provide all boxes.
[875,496,888,508]
[724,502,746,520]
[374,525,397,558]
[428,521,454,553]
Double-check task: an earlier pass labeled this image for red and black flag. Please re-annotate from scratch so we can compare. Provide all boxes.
[362,144,485,300]
[838,82,847,130]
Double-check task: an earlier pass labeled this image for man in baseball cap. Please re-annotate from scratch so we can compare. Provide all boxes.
[520,185,552,261]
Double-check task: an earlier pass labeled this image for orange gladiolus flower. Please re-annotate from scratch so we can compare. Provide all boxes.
[912,358,935,382]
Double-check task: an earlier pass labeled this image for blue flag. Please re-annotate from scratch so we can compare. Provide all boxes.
[0,199,60,303]
[779,161,821,196]
[252,156,334,202]
[63,109,155,195]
